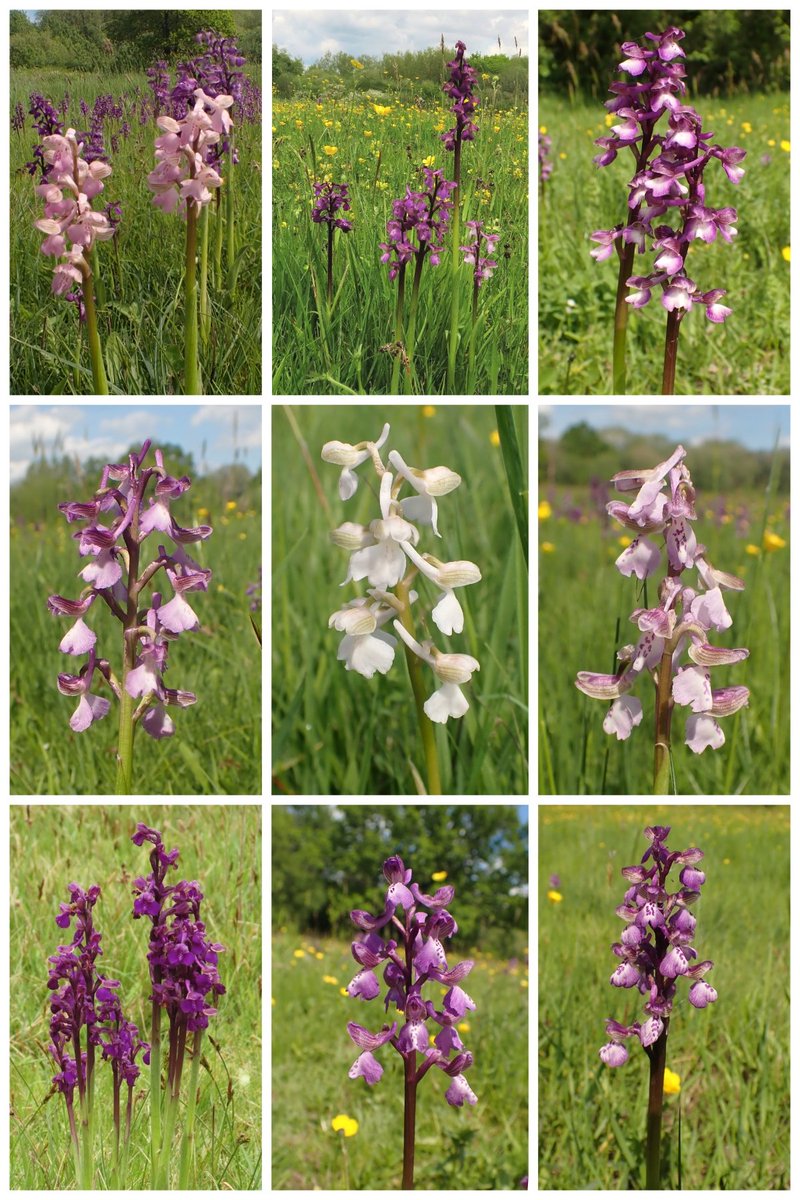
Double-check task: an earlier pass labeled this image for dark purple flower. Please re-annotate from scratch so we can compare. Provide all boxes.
[591,26,745,325]
[379,169,455,281]
[440,41,480,151]
[345,855,477,1109]
[599,825,717,1068]
[460,219,500,287]
[311,180,353,232]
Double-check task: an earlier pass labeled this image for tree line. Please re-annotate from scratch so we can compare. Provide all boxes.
[11,9,261,72]
[273,42,528,107]
[539,9,789,100]
[539,422,790,494]
[272,805,528,954]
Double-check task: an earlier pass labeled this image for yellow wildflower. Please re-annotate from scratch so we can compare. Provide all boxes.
[422,405,436,417]
[763,531,786,552]
[457,1021,471,1033]
[332,1114,359,1137]
[293,949,306,958]
[489,430,500,447]
[663,1068,681,1095]
[538,500,552,520]
[547,889,563,903]
[350,59,364,69]
[339,987,348,997]
[745,544,761,556]
[431,870,448,882]
[539,124,547,134]
[421,154,436,167]
[618,535,632,548]
[363,129,373,137]
[323,145,338,157]
[323,975,338,985]
[373,104,392,116]
[782,246,790,262]
[741,121,752,133]
[225,499,237,512]
[781,139,791,152]
[541,542,555,553]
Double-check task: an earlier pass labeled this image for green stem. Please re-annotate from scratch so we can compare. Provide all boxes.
[157,1018,187,1188]
[199,203,210,346]
[225,139,236,291]
[214,191,223,284]
[184,201,201,394]
[402,249,427,395]
[646,1024,669,1188]
[326,221,334,307]
[446,136,462,392]
[81,271,108,395]
[65,1097,82,1187]
[653,642,674,795]
[395,578,442,794]
[89,245,106,308]
[178,1030,203,1189]
[612,241,635,394]
[389,263,406,394]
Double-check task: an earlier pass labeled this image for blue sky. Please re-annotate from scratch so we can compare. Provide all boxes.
[10,405,262,485]
[538,404,790,452]
[273,9,529,67]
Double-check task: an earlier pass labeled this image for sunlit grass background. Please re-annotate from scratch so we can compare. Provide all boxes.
[272,96,528,395]
[272,931,528,1189]
[10,805,262,1190]
[539,804,789,1190]
[272,404,528,795]
[538,94,790,394]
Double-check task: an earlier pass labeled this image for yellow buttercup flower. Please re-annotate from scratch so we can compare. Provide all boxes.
[422,405,436,417]
[547,889,563,903]
[745,544,761,556]
[350,58,364,69]
[782,246,790,262]
[741,121,752,133]
[373,104,392,116]
[489,430,500,447]
[618,535,632,548]
[763,531,786,552]
[538,500,552,520]
[541,542,555,553]
[293,949,306,958]
[323,145,338,156]
[332,1114,359,1137]
[421,154,436,167]
[323,975,338,985]
[225,499,237,512]
[431,870,448,882]
[663,1067,681,1095]
[780,139,791,152]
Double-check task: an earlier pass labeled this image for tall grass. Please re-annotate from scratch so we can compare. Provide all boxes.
[538,484,789,795]
[539,805,789,1189]
[272,97,528,395]
[538,94,790,395]
[11,69,262,395]
[272,405,528,795]
[10,805,262,1190]
[272,932,528,1189]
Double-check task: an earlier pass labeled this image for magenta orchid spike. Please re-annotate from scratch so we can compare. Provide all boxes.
[575,445,749,793]
[591,26,745,393]
[600,824,716,1186]
[312,180,353,305]
[47,442,213,794]
[345,855,477,1187]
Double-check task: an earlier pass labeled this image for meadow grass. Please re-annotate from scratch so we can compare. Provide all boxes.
[10,497,262,796]
[538,93,790,395]
[539,805,789,1190]
[272,96,528,395]
[538,487,789,795]
[271,931,528,1189]
[272,404,528,796]
[11,69,262,395]
[10,805,262,1190]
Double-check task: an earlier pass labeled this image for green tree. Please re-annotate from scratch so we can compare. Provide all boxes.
[105,10,236,66]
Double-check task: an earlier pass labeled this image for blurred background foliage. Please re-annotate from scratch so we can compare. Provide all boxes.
[539,421,790,493]
[271,804,528,954]
[272,41,528,105]
[538,9,790,99]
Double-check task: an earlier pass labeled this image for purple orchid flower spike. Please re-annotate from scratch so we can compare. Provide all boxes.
[575,445,748,792]
[345,855,477,1188]
[600,824,716,1186]
[591,25,745,393]
[47,442,212,794]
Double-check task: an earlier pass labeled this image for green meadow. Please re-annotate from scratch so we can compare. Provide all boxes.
[539,805,789,1190]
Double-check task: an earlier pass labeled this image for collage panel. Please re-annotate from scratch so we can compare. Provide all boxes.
[537,11,789,396]
[538,403,789,796]
[9,403,262,796]
[11,9,262,397]
[272,403,528,797]
[272,9,529,396]
[9,804,262,1189]
[271,802,529,1189]
[538,803,789,1189]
